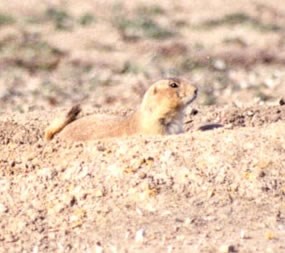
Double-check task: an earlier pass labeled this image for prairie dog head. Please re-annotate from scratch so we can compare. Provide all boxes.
[141,77,198,119]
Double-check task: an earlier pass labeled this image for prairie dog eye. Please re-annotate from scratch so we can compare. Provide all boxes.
[169,82,178,88]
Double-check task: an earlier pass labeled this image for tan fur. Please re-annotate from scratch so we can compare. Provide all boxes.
[44,78,198,141]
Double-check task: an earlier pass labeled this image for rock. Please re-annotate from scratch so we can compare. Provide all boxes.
[0,203,8,213]
[219,244,237,253]
[95,242,104,253]
[240,229,250,239]
[135,228,145,242]
[279,98,285,106]
[213,59,226,70]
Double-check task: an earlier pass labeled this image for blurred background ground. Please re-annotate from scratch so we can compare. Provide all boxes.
[0,1,284,252]
[0,0,284,112]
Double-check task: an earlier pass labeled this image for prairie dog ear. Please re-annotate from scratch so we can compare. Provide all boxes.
[153,87,157,95]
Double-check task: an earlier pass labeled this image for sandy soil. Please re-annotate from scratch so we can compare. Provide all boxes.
[0,1,285,252]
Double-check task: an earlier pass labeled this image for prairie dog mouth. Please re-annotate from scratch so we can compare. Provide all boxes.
[184,93,198,107]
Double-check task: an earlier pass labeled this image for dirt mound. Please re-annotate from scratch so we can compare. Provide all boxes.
[0,105,284,252]
[0,121,41,145]
[0,103,284,178]
[185,103,285,131]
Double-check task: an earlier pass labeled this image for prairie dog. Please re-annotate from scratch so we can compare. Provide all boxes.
[44,77,198,141]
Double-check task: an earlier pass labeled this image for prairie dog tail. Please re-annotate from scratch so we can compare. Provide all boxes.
[44,104,81,141]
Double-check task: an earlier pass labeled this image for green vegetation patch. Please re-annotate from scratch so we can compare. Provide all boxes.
[0,13,15,26]
[136,5,165,16]
[197,12,281,32]
[79,13,96,26]
[26,8,96,29]
[115,16,175,40]
[45,7,73,30]
[3,37,65,71]
[179,58,208,71]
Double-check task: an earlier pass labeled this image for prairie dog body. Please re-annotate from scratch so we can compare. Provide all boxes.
[44,78,198,141]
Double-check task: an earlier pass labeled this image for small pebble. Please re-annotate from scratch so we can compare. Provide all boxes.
[213,59,226,70]
[135,228,145,242]
[97,145,106,152]
[279,98,285,106]
[0,203,8,213]
[265,231,276,240]
[224,123,233,129]
[219,244,236,253]
[139,172,147,179]
[247,110,254,116]
[167,245,173,253]
[240,229,250,239]
[95,242,104,253]
[94,189,104,197]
